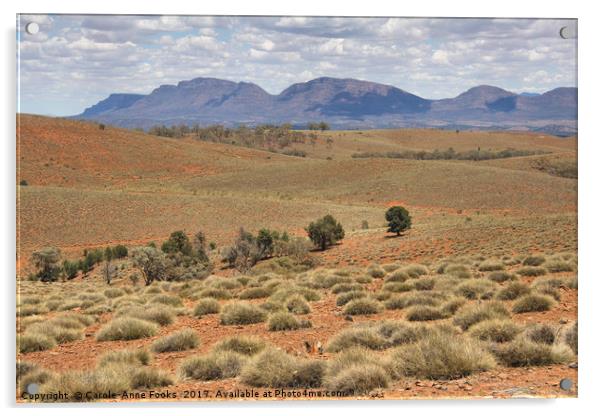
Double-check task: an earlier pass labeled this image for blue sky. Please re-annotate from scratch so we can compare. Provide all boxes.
[17,15,577,116]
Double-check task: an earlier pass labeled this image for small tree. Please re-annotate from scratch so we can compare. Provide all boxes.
[306,214,345,251]
[131,246,168,285]
[102,261,117,285]
[62,259,79,280]
[193,230,209,262]
[161,230,192,256]
[385,206,412,236]
[113,244,128,259]
[30,247,62,282]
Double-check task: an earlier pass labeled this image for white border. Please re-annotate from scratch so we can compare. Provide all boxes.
[2,1,601,415]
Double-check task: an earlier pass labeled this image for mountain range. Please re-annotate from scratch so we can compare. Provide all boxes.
[75,77,577,135]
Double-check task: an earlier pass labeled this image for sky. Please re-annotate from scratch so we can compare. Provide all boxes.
[17,15,577,116]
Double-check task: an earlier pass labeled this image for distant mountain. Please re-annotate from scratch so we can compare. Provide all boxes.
[73,77,577,135]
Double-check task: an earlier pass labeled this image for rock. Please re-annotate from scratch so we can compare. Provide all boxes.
[344,315,354,322]
[559,318,568,324]
[568,362,578,369]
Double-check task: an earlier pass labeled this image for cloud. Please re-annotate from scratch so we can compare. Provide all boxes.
[16,15,577,116]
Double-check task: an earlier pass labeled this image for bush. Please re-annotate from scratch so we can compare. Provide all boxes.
[193,298,221,317]
[343,298,382,315]
[179,351,247,380]
[469,319,521,343]
[18,333,57,353]
[523,255,545,266]
[496,282,531,300]
[30,247,62,282]
[516,266,547,277]
[336,290,367,306]
[385,206,412,236]
[525,324,556,345]
[388,330,496,379]
[130,367,173,389]
[151,328,200,353]
[492,338,574,367]
[565,322,578,354]
[96,317,158,341]
[212,336,266,356]
[220,302,267,325]
[240,348,324,388]
[285,294,311,314]
[453,302,510,331]
[512,294,555,313]
[488,271,516,283]
[305,214,345,250]
[267,312,309,331]
[405,305,446,321]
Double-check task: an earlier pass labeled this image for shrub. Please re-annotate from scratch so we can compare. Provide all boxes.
[405,305,446,321]
[96,317,158,341]
[326,364,389,395]
[388,330,496,379]
[240,348,324,388]
[161,230,193,256]
[343,298,382,315]
[492,338,574,367]
[523,255,545,266]
[193,298,221,317]
[131,246,168,285]
[267,312,309,331]
[151,329,200,353]
[385,206,412,236]
[516,266,547,277]
[18,333,56,353]
[117,305,175,326]
[130,367,173,389]
[565,322,578,354]
[98,349,151,366]
[453,302,510,331]
[496,282,531,300]
[456,279,497,300]
[326,326,387,352]
[336,291,367,306]
[469,319,521,343]
[179,351,247,380]
[512,294,555,313]
[305,214,345,250]
[220,302,267,325]
[488,271,516,283]
[525,324,556,345]
[212,336,266,356]
[478,260,505,272]
[285,295,311,314]
[239,287,271,299]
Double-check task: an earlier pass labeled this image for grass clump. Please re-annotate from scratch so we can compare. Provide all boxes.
[403,264,429,278]
[198,288,232,300]
[212,335,266,356]
[193,298,221,317]
[98,349,151,366]
[179,351,247,380]
[18,333,57,353]
[367,264,385,278]
[388,330,496,379]
[151,328,200,353]
[385,269,409,283]
[331,282,364,294]
[496,282,531,301]
[343,298,382,315]
[478,260,505,272]
[285,294,311,314]
[325,364,389,395]
[118,305,175,326]
[149,294,183,307]
[238,287,271,299]
[512,294,555,313]
[487,271,516,283]
[130,367,173,389]
[240,347,324,388]
[516,266,547,277]
[469,319,521,343]
[453,302,510,331]
[444,264,472,279]
[384,292,445,310]
[220,302,267,325]
[336,290,367,306]
[326,326,388,352]
[104,288,125,299]
[267,312,310,331]
[96,317,158,341]
[492,338,574,367]
[456,279,496,300]
[565,322,577,354]
[525,324,556,345]
[523,255,545,266]
[405,305,446,321]
[545,260,575,273]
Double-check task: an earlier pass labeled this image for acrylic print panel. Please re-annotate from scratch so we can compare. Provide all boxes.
[16,15,578,403]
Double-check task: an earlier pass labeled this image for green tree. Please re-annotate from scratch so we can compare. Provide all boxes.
[305,214,345,250]
[161,230,192,256]
[62,259,79,280]
[385,206,412,236]
[30,247,62,282]
[193,230,209,262]
[131,246,168,286]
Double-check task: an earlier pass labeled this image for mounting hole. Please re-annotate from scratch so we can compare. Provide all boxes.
[559,25,577,39]
[559,378,573,390]
[25,22,39,35]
